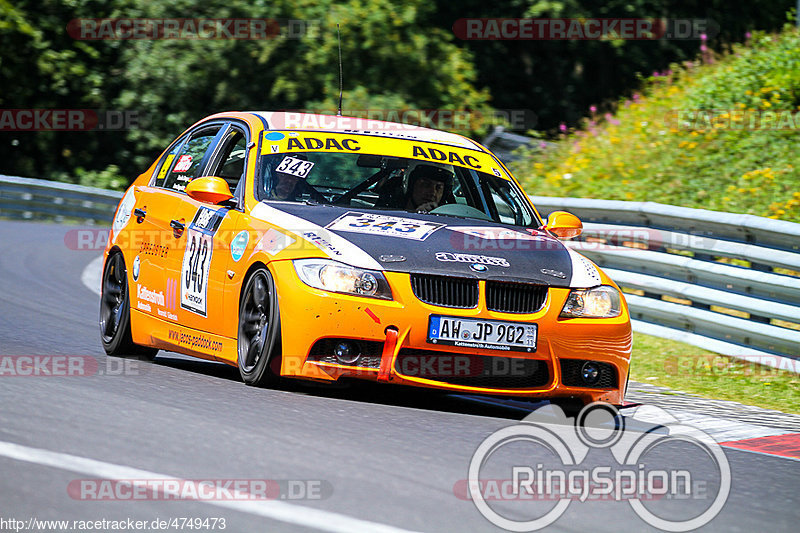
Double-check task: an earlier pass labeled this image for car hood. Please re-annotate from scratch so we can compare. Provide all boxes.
[251,202,602,288]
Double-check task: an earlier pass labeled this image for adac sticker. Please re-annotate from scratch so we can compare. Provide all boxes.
[230,230,249,262]
[156,154,176,182]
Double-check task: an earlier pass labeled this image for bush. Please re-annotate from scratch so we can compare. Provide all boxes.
[512,26,800,223]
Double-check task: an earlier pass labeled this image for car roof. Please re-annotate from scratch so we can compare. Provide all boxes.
[246,111,486,152]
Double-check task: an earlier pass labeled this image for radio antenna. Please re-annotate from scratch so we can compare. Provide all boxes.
[336,24,343,116]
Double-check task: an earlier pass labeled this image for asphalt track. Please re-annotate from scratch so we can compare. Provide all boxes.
[0,220,798,532]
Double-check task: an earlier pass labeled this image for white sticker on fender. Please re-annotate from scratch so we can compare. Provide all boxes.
[112,188,136,236]
[566,248,602,288]
[250,203,383,270]
[254,228,295,256]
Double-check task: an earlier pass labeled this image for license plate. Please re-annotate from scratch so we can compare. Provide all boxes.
[427,316,537,352]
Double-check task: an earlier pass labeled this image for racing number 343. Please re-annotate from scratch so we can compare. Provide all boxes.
[180,229,213,316]
[185,233,209,293]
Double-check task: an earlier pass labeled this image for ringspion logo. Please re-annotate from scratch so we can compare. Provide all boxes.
[464,403,730,531]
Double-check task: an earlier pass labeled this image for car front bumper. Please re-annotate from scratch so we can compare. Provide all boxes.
[271,261,632,405]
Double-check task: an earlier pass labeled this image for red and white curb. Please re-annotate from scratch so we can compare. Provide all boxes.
[621,400,800,461]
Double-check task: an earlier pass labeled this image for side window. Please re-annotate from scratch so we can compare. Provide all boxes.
[211,128,248,194]
[161,127,222,192]
[152,141,184,188]
[483,176,534,226]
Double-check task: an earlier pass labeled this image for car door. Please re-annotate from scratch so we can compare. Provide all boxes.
[132,123,227,324]
[129,138,187,321]
[171,123,252,335]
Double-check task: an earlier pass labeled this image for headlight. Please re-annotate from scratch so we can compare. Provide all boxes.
[560,285,621,318]
[293,259,392,299]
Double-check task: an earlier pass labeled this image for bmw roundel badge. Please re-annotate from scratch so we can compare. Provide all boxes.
[470,263,488,272]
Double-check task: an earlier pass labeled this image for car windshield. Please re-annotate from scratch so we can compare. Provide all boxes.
[257,151,539,227]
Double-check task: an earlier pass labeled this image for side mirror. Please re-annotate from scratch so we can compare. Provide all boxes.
[185,176,234,205]
[544,210,582,239]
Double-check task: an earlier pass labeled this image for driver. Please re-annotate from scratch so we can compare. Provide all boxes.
[405,164,454,213]
[269,172,302,200]
[266,154,308,201]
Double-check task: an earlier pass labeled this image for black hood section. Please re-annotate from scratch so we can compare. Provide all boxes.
[269,203,573,287]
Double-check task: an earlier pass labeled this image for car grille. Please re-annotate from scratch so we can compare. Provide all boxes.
[394,349,550,389]
[410,274,478,308]
[486,281,548,314]
[560,359,617,389]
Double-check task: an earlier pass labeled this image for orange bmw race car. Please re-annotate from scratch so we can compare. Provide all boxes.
[100,112,632,406]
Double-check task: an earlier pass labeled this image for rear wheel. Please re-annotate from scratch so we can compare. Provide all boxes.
[99,252,158,359]
[238,268,281,386]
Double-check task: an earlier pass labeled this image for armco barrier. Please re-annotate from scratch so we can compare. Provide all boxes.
[0,175,123,223]
[1,175,797,368]
[531,196,800,368]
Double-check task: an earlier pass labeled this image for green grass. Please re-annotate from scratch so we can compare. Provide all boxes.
[513,26,800,223]
[630,332,800,414]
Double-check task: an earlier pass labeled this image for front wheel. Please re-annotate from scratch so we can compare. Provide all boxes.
[238,268,281,386]
[99,252,158,360]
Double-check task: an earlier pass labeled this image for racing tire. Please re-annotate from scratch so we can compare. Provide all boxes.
[99,252,158,360]
[238,267,281,387]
